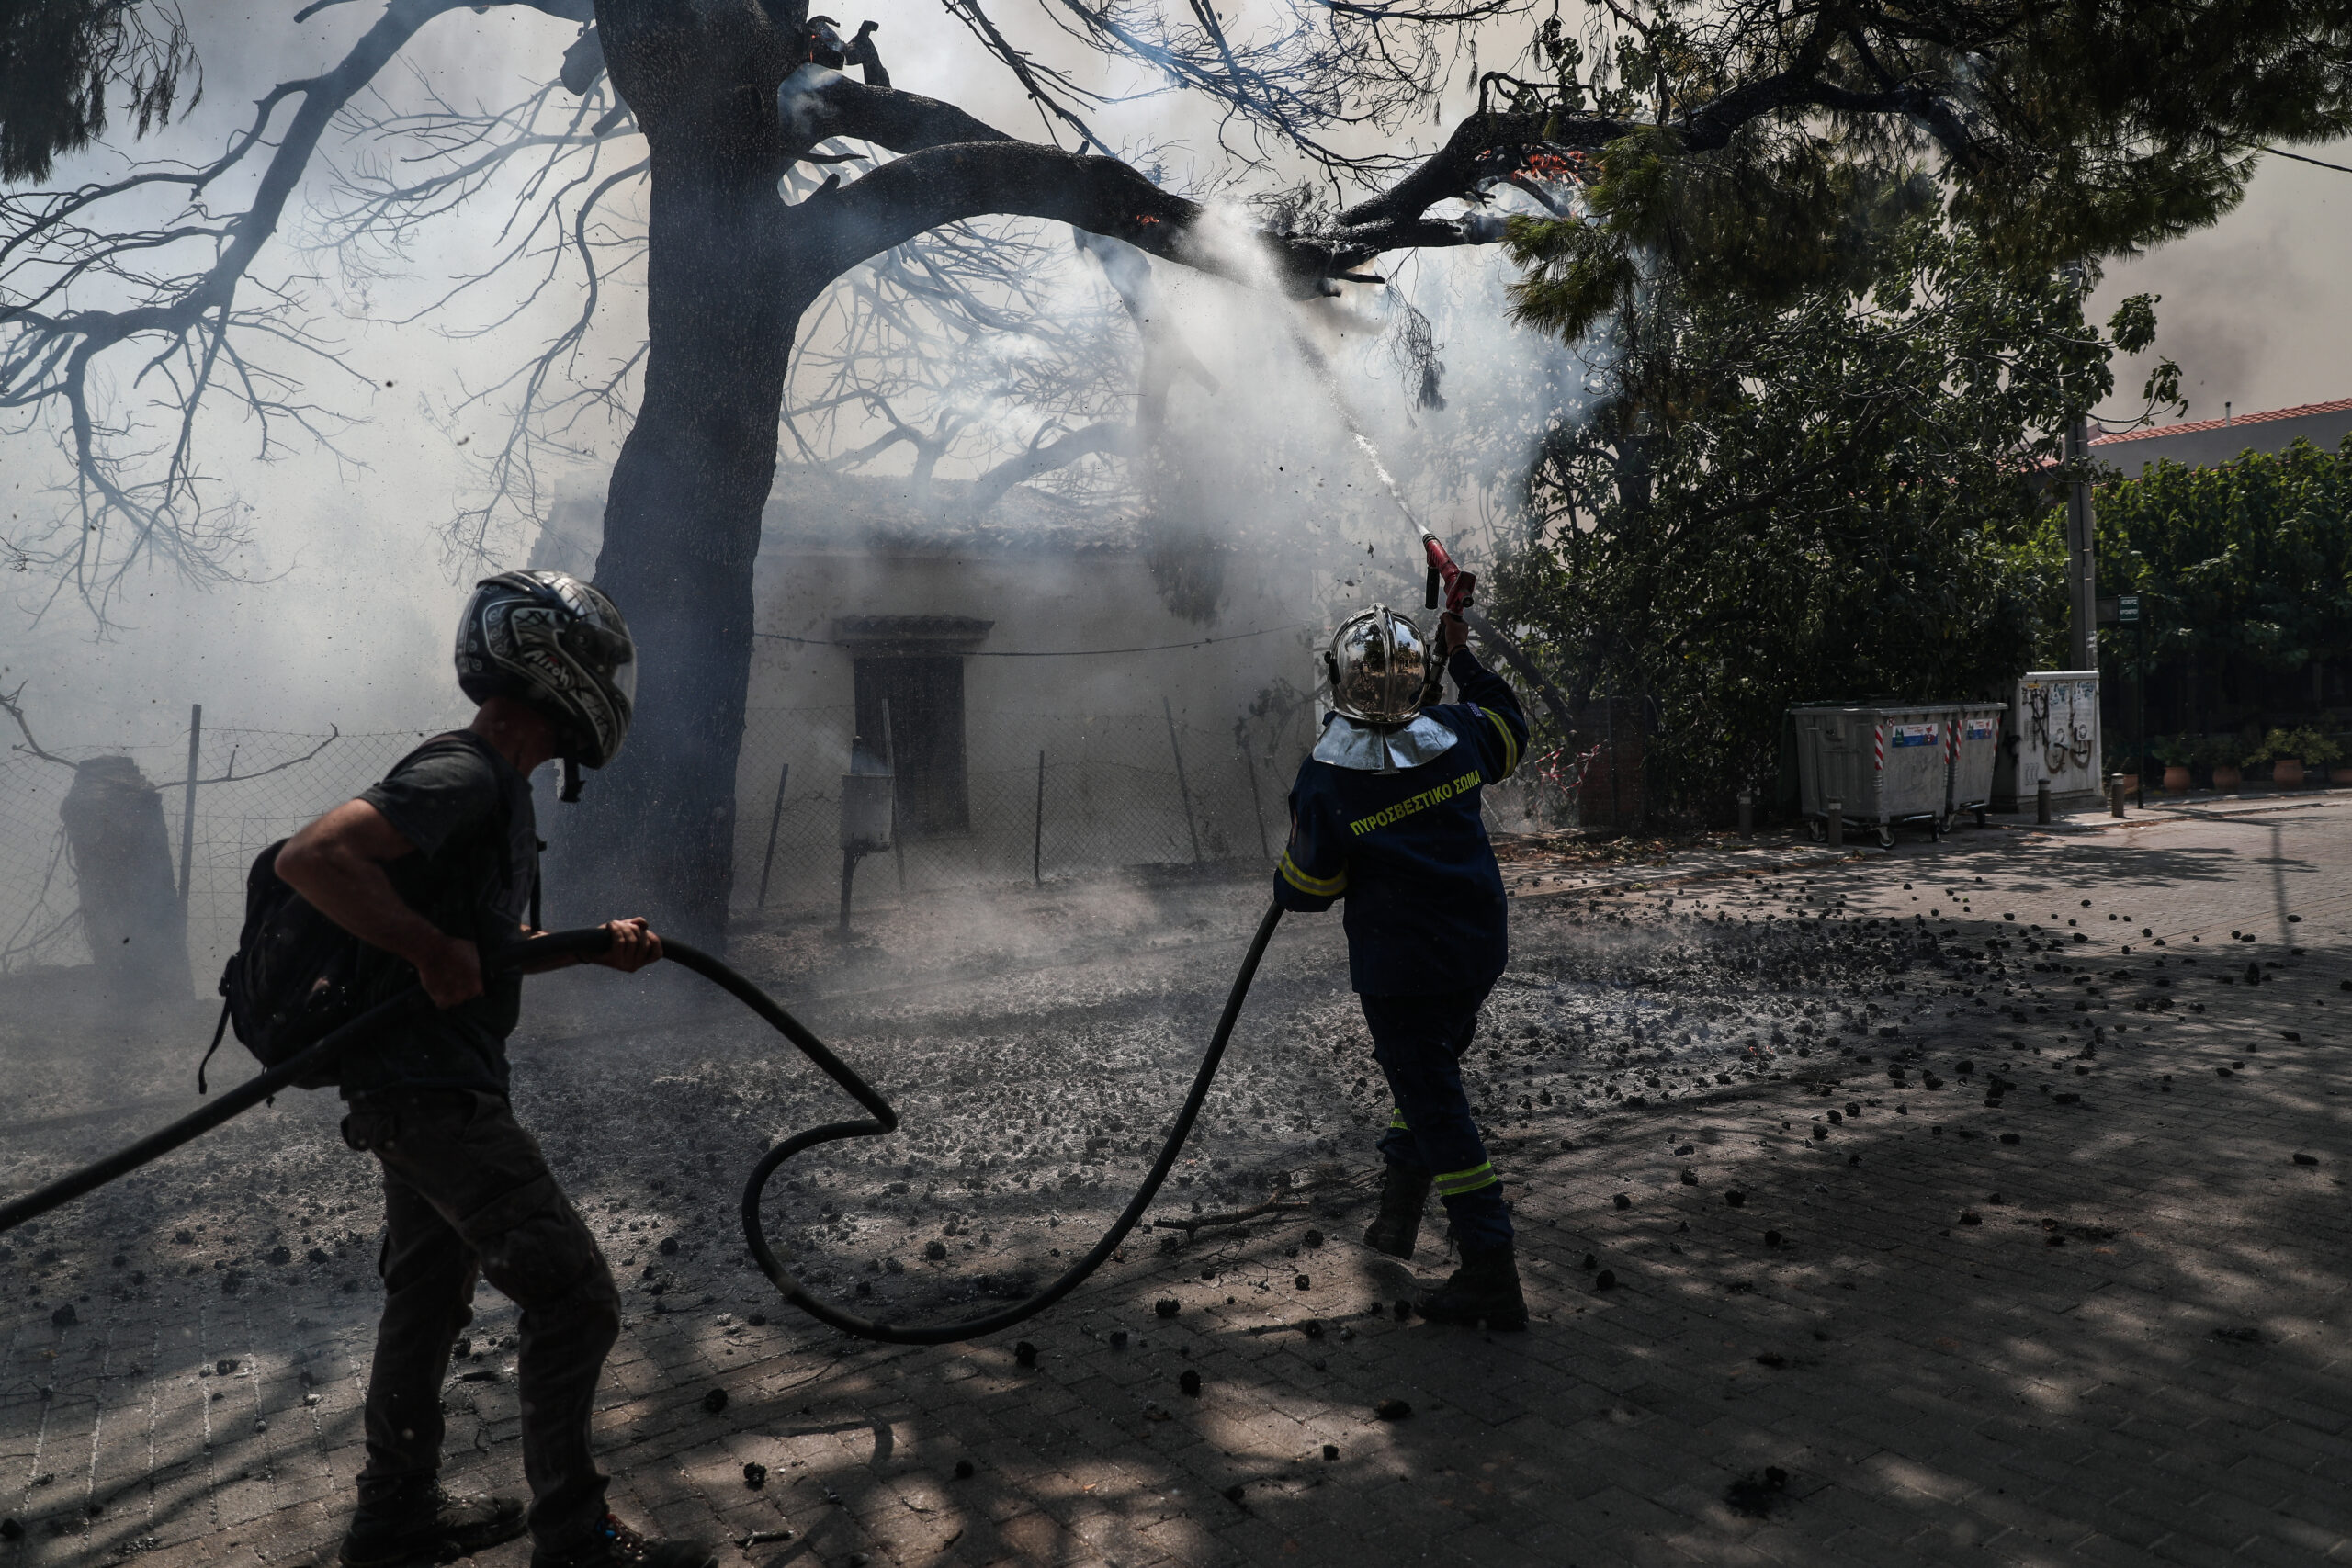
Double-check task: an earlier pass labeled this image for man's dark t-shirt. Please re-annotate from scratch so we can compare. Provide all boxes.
[338,731,538,1100]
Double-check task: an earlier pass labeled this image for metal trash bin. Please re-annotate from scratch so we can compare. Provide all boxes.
[1789,704,1966,847]
[1947,703,2005,818]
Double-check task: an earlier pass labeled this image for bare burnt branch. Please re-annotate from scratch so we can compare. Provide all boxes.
[0,0,500,615]
[967,420,1128,514]
[1025,0,1533,176]
[0,682,76,770]
[803,141,1498,302]
[786,202,1138,513]
[925,0,1113,152]
[795,74,1015,156]
[153,724,341,788]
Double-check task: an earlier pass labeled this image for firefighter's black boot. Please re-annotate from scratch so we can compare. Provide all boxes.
[1418,1242,1529,1331]
[1363,1165,1433,1259]
[340,1484,526,1566]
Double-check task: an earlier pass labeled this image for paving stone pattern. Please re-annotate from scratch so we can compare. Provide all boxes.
[5,797,2351,1566]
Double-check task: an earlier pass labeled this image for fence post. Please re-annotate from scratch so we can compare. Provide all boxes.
[883,697,907,892]
[756,761,791,909]
[1162,694,1201,863]
[178,703,201,911]
[1240,749,1271,862]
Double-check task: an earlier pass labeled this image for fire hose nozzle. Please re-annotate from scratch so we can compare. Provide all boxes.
[1421,531,1476,615]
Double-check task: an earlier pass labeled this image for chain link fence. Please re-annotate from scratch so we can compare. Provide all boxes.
[1,726,448,987]
[733,705,1288,915]
[2,692,1574,988]
[2,705,1301,987]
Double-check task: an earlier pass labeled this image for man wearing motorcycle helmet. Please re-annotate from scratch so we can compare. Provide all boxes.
[1272,604,1530,1330]
[276,570,712,1568]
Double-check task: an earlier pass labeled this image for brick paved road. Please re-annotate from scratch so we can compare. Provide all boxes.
[6,795,2351,1566]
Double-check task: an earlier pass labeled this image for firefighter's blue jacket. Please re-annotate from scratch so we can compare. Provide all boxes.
[1273,649,1527,995]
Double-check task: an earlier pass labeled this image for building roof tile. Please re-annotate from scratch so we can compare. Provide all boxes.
[2092,396,2352,446]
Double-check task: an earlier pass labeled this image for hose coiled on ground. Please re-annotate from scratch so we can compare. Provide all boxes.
[734,899,1282,1344]
[0,905,1287,1351]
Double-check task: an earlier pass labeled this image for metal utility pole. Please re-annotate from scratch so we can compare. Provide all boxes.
[178,704,201,912]
[2065,412,2098,670]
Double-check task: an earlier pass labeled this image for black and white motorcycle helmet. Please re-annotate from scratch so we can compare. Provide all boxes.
[1322,604,1442,727]
[455,570,637,787]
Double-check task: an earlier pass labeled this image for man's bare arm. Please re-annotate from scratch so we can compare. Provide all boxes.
[278,799,664,1008]
[512,916,663,975]
[276,800,484,1009]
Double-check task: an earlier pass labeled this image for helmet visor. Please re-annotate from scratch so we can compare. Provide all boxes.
[560,618,635,707]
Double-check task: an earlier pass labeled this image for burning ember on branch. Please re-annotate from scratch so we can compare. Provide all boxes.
[1478,143,1592,220]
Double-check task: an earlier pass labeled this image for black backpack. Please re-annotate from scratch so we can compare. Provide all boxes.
[201,737,534,1093]
[203,841,373,1091]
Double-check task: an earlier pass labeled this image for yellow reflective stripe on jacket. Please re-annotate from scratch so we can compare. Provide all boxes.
[1479,706,1521,779]
[1279,851,1346,897]
[1433,1161,1498,1197]
[1387,1107,1409,1131]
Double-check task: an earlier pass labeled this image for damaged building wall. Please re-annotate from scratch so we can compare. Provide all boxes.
[736,469,1328,908]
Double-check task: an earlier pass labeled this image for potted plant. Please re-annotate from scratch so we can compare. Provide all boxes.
[2202,733,2245,794]
[2151,735,2194,794]
[2248,728,2302,788]
[2276,726,2346,788]
[2307,729,2346,786]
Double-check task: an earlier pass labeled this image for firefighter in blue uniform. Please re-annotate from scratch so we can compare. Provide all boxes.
[1274,604,1530,1328]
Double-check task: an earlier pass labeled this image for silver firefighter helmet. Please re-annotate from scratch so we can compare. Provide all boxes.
[1322,604,1442,727]
[454,570,637,771]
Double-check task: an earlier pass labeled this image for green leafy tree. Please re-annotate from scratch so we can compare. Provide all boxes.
[2046,438,2352,733]
[1490,220,2159,821]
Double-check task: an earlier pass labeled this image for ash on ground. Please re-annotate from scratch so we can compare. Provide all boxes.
[1,858,2042,1332]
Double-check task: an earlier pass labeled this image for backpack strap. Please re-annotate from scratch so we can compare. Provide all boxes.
[198,998,231,1094]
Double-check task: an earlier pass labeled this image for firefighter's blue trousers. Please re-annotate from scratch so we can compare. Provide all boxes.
[1363,983,1512,1250]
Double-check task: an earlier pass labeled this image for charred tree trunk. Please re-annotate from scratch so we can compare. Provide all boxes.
[559,3,803,948]
[59,756,192,1001]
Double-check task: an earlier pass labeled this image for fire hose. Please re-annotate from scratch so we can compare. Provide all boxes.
[0,905,1286,1348]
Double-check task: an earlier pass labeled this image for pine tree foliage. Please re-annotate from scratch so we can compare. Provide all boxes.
[0,0,198,183]
[1502,0,2352,342]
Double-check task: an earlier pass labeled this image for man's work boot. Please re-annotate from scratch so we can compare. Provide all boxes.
[1417,1242,1529,1331]
[341,1485,526,1566]
[1362,1166,1434,1259]
[531,1513,718,1568]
